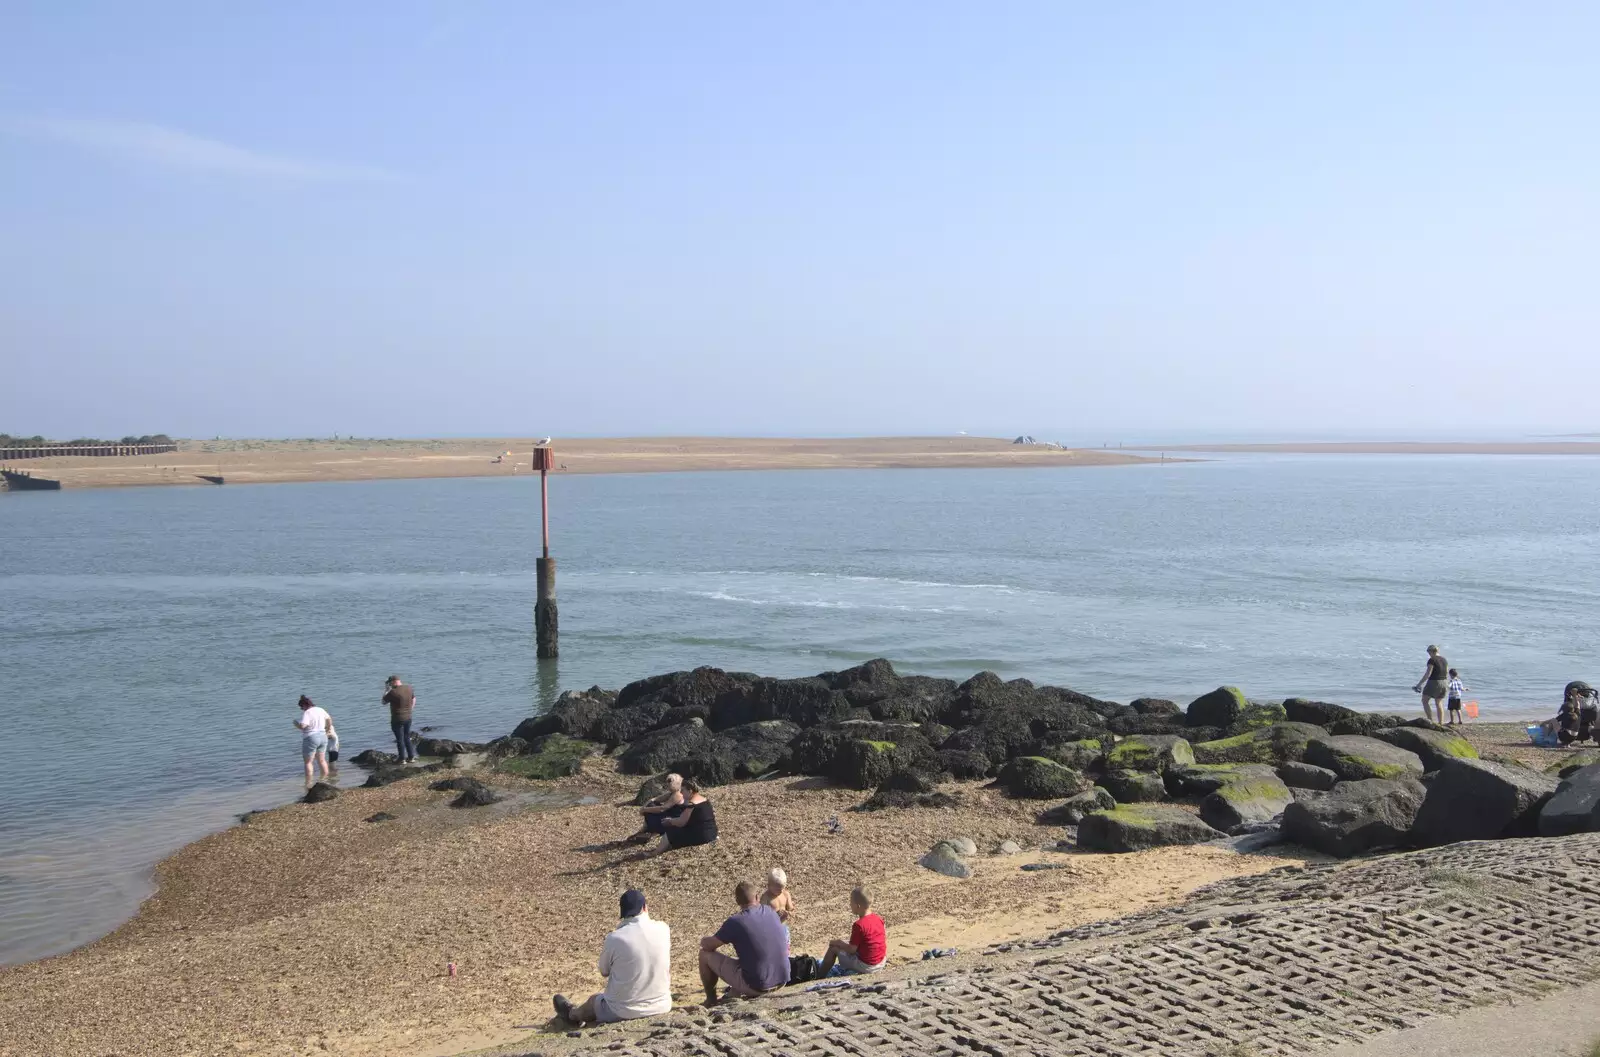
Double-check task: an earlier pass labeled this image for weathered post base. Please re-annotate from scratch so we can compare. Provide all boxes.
[536,556,559,658]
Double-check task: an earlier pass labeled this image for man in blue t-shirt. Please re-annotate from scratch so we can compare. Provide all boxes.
[698,880,790,1003]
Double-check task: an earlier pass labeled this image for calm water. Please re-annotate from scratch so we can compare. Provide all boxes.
[2,456,1598,963]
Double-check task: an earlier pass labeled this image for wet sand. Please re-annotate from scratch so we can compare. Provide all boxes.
[0,758,1299,1057]
[2,436,1162,490]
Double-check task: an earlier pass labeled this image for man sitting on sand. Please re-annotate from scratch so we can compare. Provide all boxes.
[627,773,684,844]
[699,881,790,1004]
[817,886,887,977]
[553,889,671,1027]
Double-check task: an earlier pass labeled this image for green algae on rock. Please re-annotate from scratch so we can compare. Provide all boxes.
[997,756,1092,799]
[1076,804,1225,852]
[1192,722,1324,765]
[1105,734,1194,773]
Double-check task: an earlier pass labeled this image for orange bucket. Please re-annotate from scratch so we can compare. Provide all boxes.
[1464,701,1480,719]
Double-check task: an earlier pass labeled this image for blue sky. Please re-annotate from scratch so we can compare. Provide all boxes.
[2,2,1597,439]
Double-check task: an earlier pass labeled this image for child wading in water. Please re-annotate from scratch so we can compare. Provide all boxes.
[1446,669,1469,726]
[761,867,795,951]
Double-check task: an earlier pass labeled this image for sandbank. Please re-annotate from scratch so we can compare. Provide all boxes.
[2,436,1164,491]
[0,757,1297,1057]
[1132,440,1600,455]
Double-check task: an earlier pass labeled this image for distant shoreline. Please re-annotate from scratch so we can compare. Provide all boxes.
[1,436,1169,491]
[1127,440,1600,456]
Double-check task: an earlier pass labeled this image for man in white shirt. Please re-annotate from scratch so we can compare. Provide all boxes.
[553,889,672,1026]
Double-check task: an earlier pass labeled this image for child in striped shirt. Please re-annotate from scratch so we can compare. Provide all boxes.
[1446,669,1468,726]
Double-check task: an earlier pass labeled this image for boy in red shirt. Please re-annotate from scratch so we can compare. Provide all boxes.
[818,886,887,976]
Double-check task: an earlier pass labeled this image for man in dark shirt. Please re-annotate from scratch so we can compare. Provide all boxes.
[1412,646,1449,724]
[383,675,417,763]
[699,881,789,1003]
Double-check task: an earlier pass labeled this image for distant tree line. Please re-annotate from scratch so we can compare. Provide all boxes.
[0,433,174,448]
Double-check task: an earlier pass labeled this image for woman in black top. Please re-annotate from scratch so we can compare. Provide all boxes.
[659,777,718,850]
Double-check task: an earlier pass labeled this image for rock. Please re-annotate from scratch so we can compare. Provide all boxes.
[632,773,677,806]
[415,737,488,757]
[918,841,973,878]
[363,811,398,823]
[451,782,503,807]
[937,748,994,780]
[1277,761,1339,791]
[302,782,339,803]
[1282,698,1360,727]
[1304,736,1425,781]
[512,686,617,742]
[996,840,1022,855]
[617,720,717,775]
[1076,806,1226,852]
[1100,769,1167,803]
[996,757,1092,799]
[1549,751,1600,779]
[429,775,485,792]
[1192,723,1324,766]
[614,667,760,729]
[1374,727,1480,771]
[714,720,802,779]
[1186,686,1248,729]
[721,675,852,730]
[1104,734,1194,774]
[349,749,398,768]
[1228,701,1288,734]
[936,673,1106,768]
[1199,770,1294,832]
[1130,698,1181,717]
[1540,764,1600,836]
[592,702,672,746]
[485,736,531,760]
[1039,786,1116,825]
[1402,718,1449,731]
[1326,713,1406,737]
[493,734,598,780]
[1036,738,1105,771]
[362,760,448,787]
[1210,827,1284,854]
[856,789,959,811]
[1412,758,1557,845]
[1165,764,1246,797]
[947,836,978,856]
[1279,777,1426,857]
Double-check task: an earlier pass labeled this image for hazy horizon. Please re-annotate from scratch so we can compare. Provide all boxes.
[4,3,1598,438]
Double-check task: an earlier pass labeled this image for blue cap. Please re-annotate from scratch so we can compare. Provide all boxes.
[619,889,646,918]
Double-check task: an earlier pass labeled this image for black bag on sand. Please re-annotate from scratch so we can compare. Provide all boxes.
[788,954,820,985]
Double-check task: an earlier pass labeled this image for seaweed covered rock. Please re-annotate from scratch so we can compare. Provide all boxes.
[1036,738,1105,771]
[414,737,489,758]
[936,672,1105,768]
[996,756,1092,800]
[1280,777,1426,857]
[1104,734,1193,774]
[1130,697,1181,718]
[494,734,599,780]
[1540,764,1600,836]
[1186,686,1248,729]
[632,773,677,807]
[1165,764,1247,797]
[1549,751,1600,779]
[938,748,994,780]
[713,720,802,779]
[1192,723,1324,766]
[450,780,502,808]
[617,666,754,714]
[1325,713,1406,737]
[1412,757,1556,846]
[1374,727,1479,772]
[1100,769,1167,803]
[592,702,672,746]
[485,736,530,760]
[1076,806,1225,852]
[362,760,448,787]
[1199,769,1294,832]
[1304,735,1425,781]
[350,749,399,768]
[512,686,617,742]
[1227,701,1287,734]
[1283,698,1360,727]
[823,661,959,723]
[617,720,717,775]
[1039,786,1116,824]
[302,782,339,804]
[1277,761,1339,791]
[857,789,959,812]
[723,676,854,730]
[1106,712,1191,736]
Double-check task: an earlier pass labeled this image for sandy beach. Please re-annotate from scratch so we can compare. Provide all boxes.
[0,753,1302,1057]
[0,437,1162,490]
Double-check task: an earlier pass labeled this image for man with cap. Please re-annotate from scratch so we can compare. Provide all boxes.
[382,675,417,764]
[553,889,672,1026]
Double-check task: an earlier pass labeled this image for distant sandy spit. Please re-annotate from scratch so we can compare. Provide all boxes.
[1130,440,1600,456]
[2,437,1168,490]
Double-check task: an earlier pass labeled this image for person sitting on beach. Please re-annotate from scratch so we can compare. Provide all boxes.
[816,886,887,977]
[761,867,796,950]
[1413,645,1450,724]
[698,880,790,1004]
[658,777,717,851]
[293,695,333,787]
[627,773,685,844]
[382,675,417,764]
[1559,682,1599,745]
[552,888,672,1027]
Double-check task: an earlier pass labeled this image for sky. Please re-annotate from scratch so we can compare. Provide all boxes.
[2,2,1598,440]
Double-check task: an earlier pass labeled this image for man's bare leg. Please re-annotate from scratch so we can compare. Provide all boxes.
[698,951,720,1003]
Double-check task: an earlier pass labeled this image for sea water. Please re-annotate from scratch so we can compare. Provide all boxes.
[2,454,1597,963]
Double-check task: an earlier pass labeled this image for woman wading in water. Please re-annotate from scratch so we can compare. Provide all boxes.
[294,695,334,787]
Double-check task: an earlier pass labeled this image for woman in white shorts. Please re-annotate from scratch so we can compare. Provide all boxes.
[294,695,333,787]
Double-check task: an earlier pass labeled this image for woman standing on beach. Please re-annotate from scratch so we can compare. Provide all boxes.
[294,695,333,787]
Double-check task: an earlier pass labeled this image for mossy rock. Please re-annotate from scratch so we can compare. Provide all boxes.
[493,734,599,780]
[1038,738,1104,771]
[1186,686,1248,729]
[1304,735,1425,781]
[1228,700,1288,734]
[1192,723,1324,765]
[1104,734,1194,774]
[1199,769,1294,831]
[1038,786,1116,825]
[1101,768,1167,803]
[1549,751,1600,779]
[1167,762,1274,797]
[1373,727,1479,771]
[1076,805,1225,852]
[997,756,1092,800]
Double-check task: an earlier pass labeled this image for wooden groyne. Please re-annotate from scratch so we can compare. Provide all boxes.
[1,469,62,491]
[0,442,178,460]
